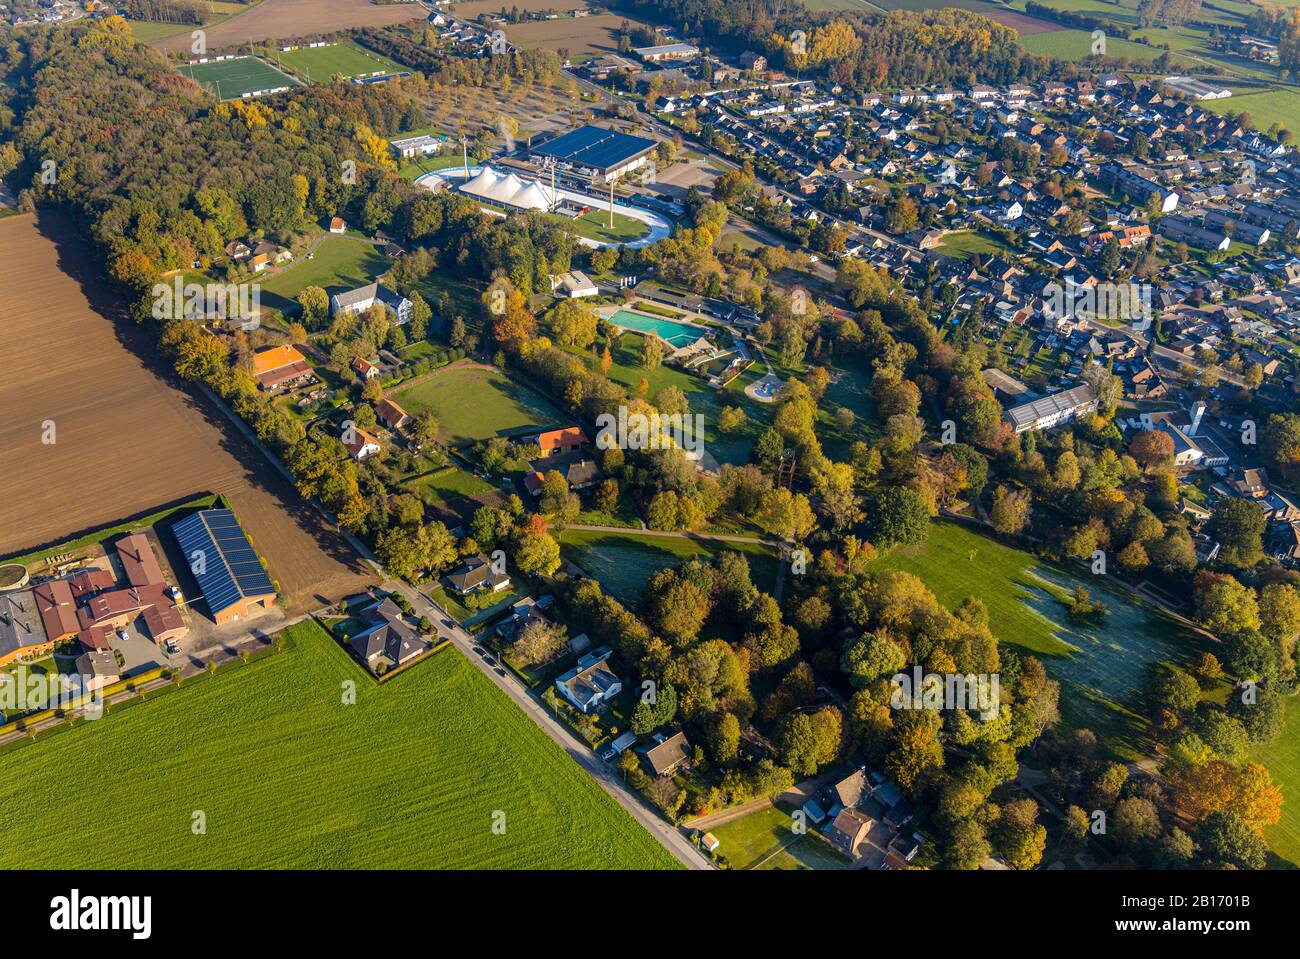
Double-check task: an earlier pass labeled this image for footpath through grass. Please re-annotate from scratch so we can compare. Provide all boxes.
[0,620,679,869]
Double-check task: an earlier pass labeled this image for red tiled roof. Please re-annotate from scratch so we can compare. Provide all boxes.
[116,532,166,588]
[68,568,116,601]
[33,579,78,641]
[533,426,590,453]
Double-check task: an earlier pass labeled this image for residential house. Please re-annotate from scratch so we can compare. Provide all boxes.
[342,426,381,460]
[828,808,874,860]
[348,598,427,673]
[642,730,691,778]
[555,647,622,713]
[330,282,413,326]
[446,554,512,595]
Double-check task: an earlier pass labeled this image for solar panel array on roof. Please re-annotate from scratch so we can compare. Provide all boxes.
[531,125,657,172]
[171,509,274,617]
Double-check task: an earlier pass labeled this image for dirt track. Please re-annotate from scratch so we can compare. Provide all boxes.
[151,0,426,54]
[0,212,373,612]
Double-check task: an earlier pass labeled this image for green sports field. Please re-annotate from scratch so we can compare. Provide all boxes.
[390,365,567,447]
[275,41,405,83]
[180,56,299,100]
[871,520,1212,760]
[0,621,679,869]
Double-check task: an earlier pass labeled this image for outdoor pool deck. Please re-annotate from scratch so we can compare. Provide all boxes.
[604,308,711,349]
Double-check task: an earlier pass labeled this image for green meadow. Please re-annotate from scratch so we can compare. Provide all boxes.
[872,520,1212,760]
[0,621,678,869]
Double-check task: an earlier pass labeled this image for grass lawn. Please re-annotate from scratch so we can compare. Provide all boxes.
[257,236,391,313]
[1252,696,1300,868]
[275,41,404,83]
[390,366,566,447]
[871,520,1212,761]
[407,466,495,505]
[707,803,851,870]
[1203,88,1300,135]
[128,1,251,42]
[561,333,770,466]
[399,153,466,181]
[567,207,651,244]
[1017,29,1187,64]
[0,620,679,869]
[558,528,777,608]
[937,229,1016,260]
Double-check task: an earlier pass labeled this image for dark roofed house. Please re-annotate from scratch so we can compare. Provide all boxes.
[0,590,52,666]
[825,768,868,811]
[643,730,690,778]
[445,554,512,595]
[348,598,427,673]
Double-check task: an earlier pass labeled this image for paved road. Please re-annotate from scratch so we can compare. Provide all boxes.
[560,522,777,546]
[198,380,713,869]
[387,578,713,870]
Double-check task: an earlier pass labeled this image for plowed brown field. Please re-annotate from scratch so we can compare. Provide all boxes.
[151,0,425,54]
[0,212,373,612]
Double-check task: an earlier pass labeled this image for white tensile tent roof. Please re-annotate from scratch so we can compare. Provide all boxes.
[460,166,556,212]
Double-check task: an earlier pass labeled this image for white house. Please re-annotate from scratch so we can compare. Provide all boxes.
[330,282,413,325]
[555,647,622,713]
[550,270,599,298]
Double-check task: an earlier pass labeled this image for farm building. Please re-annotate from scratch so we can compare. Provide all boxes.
[171,509,277,625]
[0,590,52,667]
[251,345,314,392]
[528,125,659,183]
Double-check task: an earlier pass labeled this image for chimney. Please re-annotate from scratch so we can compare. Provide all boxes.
[1189,400,1206,436]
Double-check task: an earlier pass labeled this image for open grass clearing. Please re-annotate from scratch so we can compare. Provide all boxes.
[870,520,1212,761]
[389,365,567,448]
[558,528,778,608]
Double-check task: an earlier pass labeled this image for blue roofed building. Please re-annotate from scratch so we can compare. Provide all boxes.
[528,124,659,183]
[171,509,277,624]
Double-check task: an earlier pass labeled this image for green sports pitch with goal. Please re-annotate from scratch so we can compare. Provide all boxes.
[180,56,300,100]
[274,41,406,83]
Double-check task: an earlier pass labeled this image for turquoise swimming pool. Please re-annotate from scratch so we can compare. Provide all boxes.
[607,309,708,348]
